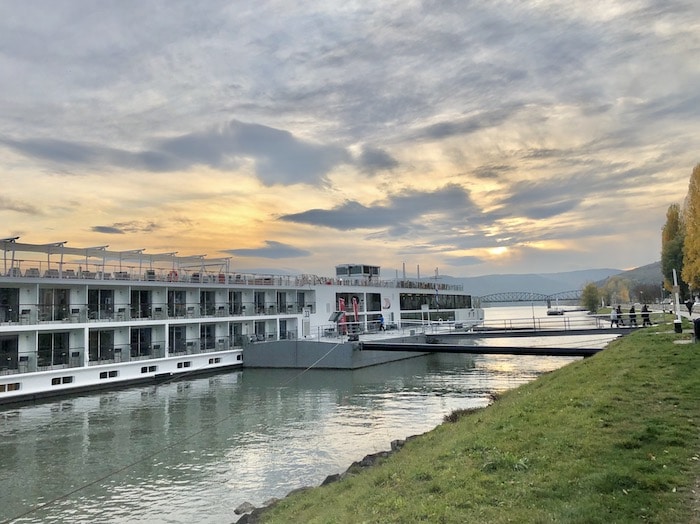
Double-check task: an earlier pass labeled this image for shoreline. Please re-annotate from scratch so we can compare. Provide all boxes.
[234,320,700,523]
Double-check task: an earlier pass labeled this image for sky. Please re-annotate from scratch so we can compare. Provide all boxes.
[1,1,699,279]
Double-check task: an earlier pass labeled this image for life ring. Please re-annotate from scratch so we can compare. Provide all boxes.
[382,298,391,309]
[168,270,178,282]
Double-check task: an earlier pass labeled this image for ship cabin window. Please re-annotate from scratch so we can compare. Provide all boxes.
[0,335,19,372]
[89,330,115,362]
[130,328,152,358]
[100,370,119,379]
[0,382,20,393]
[51,375,74,386]
[130,290,152,319]
[229,291,242,315]
[38,332,70,368]
[169,326,186,354]
[38,288,69,321]
[87,289,114,320]
[254,292,265,314]
[0,288,20,323]
[168,290,186,318]
[208,357,221,364]
[200,291,215,316]
[200,324,215,350]
[296,292,305,313]
[177,361,192,369]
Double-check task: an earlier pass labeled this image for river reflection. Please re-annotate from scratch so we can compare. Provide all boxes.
[0,351,577,524]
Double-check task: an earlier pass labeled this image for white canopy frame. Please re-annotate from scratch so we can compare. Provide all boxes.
[1,238,231,278]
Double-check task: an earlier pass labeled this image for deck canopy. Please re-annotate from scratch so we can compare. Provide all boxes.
[1,238,231,275]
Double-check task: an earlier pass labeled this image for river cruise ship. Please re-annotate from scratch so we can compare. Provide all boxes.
[0,238,482,405]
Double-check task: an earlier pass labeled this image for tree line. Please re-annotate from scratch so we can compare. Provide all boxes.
[580,163,700,313]
[661,163,700,301]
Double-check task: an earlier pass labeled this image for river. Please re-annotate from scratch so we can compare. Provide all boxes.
[0,306,607,523]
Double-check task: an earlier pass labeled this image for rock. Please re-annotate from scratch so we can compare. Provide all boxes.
[390,439,405,451]
[359,451,389,467]
[321,473,341,485]
[234,501,256,515]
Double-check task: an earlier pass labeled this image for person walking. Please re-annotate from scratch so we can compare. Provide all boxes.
[629,305,637,327]
[641,304,651,326]
[610,306,618,327]
[616,305,625,327]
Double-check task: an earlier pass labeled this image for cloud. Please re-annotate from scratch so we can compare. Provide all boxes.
[279,183,485,231]
[356,146,398,173]
[2,120,352,185]
[416,107,522,141]
[0,196,43,215]
[91,226,125,235]
[91,221,160,235]
[222,240,311,259]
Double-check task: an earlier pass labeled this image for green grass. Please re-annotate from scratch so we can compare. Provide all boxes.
[257,322,700,523]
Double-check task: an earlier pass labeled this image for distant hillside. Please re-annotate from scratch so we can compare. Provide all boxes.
[442,268,622,297]
[596,261,662,287]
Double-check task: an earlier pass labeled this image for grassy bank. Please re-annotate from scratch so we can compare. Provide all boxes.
[256,322,699,523]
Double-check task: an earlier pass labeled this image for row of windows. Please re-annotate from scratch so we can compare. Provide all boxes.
[2,355,240,394]
[51,376,74,385]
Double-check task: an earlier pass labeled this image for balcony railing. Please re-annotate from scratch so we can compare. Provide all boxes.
[1,301,315,325]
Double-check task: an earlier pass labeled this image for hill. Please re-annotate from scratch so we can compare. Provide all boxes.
[596,260,662,286]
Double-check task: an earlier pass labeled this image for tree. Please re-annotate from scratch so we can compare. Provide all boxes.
[580,283,600,313]
[602,276,630,305]
[661,203,688,299]
[682,164,700,292]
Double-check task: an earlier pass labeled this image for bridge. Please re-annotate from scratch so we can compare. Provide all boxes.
[478,290,582,304]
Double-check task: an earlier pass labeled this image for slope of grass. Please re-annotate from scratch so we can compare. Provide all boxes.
[257,323,700,523]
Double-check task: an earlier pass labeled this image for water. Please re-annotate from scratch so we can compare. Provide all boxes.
[0,307,598,524]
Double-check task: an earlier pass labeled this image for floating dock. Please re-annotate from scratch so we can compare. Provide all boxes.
[359,341,601,357]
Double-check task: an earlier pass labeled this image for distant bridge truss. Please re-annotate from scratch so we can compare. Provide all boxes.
[478,290,582,304]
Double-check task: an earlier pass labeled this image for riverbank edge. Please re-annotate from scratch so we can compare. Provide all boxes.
[233,321,700,523]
